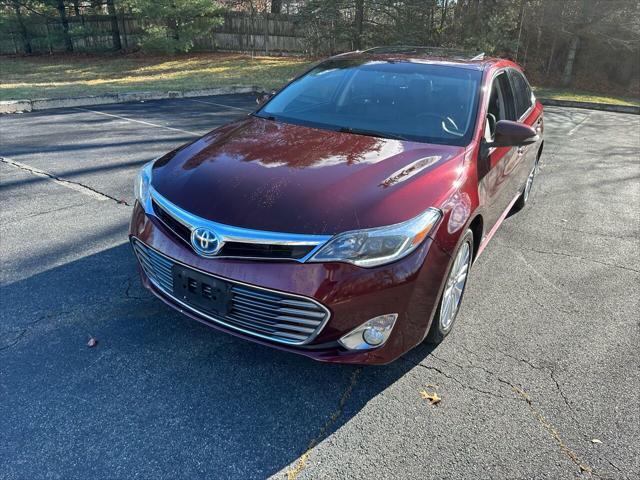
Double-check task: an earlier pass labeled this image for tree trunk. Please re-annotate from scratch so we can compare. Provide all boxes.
[13,3,32,54]
[45,22,53,54]
[561,35,580,87]
[270,0,282,14]
[545,34,556,78]
[55,0,74,52]
[354,0,364,50]
[9,32,18,54]
[264,11,269,55]
[515,0,525,61]
[120,10,128,49]
[106,0,122,51]
[429,0,435,44]
[440,0,448,37]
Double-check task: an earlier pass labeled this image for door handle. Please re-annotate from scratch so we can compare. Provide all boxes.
[535,118,542,133]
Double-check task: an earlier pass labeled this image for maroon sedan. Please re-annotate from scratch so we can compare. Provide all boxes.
[130,47,543,364]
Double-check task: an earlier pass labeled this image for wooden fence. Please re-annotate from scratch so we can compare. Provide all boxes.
[0,11,306,55]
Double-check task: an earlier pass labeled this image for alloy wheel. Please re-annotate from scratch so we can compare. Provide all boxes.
[439,241,471,331]
[523,164,537,203]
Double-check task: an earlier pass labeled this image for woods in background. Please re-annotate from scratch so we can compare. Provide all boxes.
[1,0,638,95]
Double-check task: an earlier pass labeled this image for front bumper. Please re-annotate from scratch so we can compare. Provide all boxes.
[129,202,451,364]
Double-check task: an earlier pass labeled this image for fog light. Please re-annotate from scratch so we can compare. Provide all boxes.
[338,314,398,351]
[363,327,385,346]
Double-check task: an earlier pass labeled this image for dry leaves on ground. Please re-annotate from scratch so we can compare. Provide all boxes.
[420,386,442,406]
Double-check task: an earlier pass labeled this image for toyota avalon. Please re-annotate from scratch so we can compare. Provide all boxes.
[130,47,543,364]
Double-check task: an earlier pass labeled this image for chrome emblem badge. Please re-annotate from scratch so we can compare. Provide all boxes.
[191,227,222,257]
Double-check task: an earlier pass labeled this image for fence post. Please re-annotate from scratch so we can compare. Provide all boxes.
[9,32,19,54]
[120,12,129,50]
[264,12,269,55]
[45,22,53,54]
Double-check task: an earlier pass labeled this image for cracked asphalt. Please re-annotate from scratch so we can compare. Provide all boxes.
[1,95,638,479]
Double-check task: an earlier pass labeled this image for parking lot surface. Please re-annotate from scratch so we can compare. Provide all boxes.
[1,95,638,479]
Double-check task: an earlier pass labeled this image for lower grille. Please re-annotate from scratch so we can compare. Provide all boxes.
[131,239,330,345]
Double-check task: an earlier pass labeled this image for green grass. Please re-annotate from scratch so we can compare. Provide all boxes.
[533,87,639,107]
[0,53,313,101]
[1,54,638,107]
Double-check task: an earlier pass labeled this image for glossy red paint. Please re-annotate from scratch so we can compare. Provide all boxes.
[129,52,544,364]
[130,203,451,364]
[152,117,463,235]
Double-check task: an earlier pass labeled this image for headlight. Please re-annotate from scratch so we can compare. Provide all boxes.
[134,160,154,206]
[308,208,441,267]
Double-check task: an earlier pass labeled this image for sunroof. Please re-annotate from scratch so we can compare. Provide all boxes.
[363,46,485,61]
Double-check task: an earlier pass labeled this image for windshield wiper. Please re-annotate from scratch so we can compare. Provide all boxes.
[252,112,277,121]
[337,126,409,141]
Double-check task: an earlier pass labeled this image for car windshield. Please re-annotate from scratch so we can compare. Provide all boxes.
[256,59,482,146]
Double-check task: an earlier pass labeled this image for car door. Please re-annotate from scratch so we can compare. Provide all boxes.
[477,70,519,232]
[507,68,541,194]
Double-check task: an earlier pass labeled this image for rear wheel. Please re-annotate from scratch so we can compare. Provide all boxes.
[426,230,473,344]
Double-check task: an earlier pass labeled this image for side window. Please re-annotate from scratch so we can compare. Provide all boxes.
[485,72,516,141]
[509,69,533,119]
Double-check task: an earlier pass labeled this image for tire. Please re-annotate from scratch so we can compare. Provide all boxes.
[426,229,474,345]
[512,159,538,213]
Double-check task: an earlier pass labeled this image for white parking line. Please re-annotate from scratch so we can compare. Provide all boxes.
[567,112,592,136]
[188,98,253,112]
[74,107,201,136]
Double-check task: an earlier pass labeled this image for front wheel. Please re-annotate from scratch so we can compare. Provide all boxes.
[426,230,474,344]
[512,160,538,213]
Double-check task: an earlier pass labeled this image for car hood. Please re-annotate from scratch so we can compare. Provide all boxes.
[152,116,464,235]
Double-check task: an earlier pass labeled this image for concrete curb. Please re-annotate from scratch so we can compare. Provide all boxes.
[1,88,637,115]
[0,86,266,114]
[539,98,639,115]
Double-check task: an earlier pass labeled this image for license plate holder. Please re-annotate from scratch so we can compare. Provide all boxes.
[172,265,232,317]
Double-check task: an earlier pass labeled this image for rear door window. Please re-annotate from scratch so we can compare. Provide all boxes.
[508,69,533,119]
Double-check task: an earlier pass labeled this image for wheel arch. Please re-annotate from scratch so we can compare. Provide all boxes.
[537,141,544,160]
[468,214,484,261]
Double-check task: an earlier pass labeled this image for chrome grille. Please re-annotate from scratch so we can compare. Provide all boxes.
[147,188,330,262]
[152,200,316,260]
[131,239,330,345]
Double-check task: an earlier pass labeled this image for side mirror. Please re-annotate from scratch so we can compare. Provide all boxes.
[488,120,538,148]
[256,91,275,105]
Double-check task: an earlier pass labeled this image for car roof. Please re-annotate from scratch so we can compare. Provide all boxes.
[330,46,517,71]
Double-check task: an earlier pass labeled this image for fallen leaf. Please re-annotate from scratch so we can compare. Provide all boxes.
[420,390,441,405]
[87,337,98,348]
[591,439,602,444]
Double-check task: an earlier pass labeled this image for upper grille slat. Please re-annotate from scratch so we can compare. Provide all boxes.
[132,239,330,345]
[151,200,317,261]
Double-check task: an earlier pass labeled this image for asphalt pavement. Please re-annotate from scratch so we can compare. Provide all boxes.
[1,95,638,479]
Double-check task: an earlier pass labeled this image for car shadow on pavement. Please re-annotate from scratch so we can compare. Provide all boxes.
[1,242,434,479]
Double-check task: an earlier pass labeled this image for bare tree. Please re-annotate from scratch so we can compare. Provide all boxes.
[11,1,32,53]
[105,0,122,50]
[54,0,73,52]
